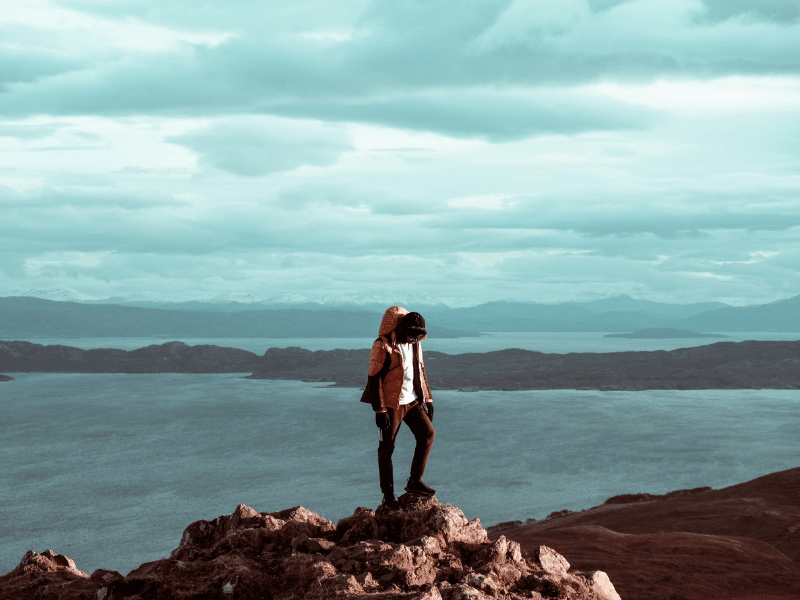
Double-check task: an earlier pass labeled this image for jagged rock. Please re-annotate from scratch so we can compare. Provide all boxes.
[1,500,620,600]
[339,506,381,542]
[4,549,87,579]
[534,545,571,576]
[0,550,90,600]
[584,570,618,599]
[427,504,489,545]
[398,492,439,512]
[90,569,124,585]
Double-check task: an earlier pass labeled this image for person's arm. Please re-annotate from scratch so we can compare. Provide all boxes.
[367,374,384,413]
[416,343,434,420]
[367,340,392,412]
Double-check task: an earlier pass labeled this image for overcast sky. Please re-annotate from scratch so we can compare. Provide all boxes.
[2,0,799,307]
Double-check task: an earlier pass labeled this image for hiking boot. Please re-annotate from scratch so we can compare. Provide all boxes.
[405,479,435,496]
[382,493,400,510]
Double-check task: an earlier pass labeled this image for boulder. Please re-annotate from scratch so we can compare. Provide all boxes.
[534,545,571,576]
[3,550,87,579]
[0,550,90,600]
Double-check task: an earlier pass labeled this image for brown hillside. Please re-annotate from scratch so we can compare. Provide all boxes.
[492,467,800,600]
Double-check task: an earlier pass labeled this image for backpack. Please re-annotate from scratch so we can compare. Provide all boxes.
[359,336,392,407]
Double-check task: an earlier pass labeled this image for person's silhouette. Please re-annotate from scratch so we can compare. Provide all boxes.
[362,306,435,510]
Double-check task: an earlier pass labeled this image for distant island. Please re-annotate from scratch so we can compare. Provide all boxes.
[2,339,798,390]
[0,340,261,374]
[247,340,799,390]
[0,374,12,382]
[604,328,729,339]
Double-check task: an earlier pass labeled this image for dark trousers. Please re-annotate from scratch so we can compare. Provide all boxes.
[378,399,435,495]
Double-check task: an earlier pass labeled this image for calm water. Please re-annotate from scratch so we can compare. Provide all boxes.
[13,331,800,355]
[1,373,798,577]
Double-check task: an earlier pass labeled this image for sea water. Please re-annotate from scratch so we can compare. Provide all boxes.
[1,372,798,576]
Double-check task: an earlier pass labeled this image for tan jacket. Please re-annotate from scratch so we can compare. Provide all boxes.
[366,306,433,411]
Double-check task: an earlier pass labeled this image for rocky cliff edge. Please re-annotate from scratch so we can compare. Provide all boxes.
[0,495,619,600]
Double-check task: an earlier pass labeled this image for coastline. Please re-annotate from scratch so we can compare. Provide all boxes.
[247,340,800,390]
[2,339,799,390]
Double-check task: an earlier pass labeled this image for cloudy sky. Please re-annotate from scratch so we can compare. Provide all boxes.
[2,0,799,306]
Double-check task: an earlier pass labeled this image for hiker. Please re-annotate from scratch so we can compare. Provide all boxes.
[362,306,435,510]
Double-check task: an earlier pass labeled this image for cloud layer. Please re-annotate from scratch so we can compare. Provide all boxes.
[1,0,799,305]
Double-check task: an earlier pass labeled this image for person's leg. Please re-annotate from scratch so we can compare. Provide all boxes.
[377,405,408,496]
[402,401,435,486]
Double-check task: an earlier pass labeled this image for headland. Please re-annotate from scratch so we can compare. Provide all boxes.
[2,339,798,390]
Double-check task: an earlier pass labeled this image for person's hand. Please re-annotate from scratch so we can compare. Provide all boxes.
[376,411,391,429]
[424,402,434,421]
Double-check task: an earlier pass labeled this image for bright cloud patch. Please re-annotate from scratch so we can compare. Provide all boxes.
[448,195,511,210]
[0,0,231,52]
[591,76,800,110]
[300,30,353,42]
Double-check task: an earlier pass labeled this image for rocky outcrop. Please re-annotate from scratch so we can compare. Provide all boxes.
[0,495,619,600]
[3,549,87,579]
[0,374,12,381]
[0,550,92,600]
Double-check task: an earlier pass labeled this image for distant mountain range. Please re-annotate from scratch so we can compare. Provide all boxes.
[422,295,800,333]
[78,293,729,318]
[604,329,729,339]
[0,294,798,338]
[78,292,457,313]
[0,297,474,339]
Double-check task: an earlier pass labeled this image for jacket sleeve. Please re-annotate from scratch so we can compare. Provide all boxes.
[367,340,390,412]
[418,345,433,403]
[367,375,383,412]
[368,339,389,376]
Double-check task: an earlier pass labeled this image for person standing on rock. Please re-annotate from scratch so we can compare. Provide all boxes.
[361,306,435,510]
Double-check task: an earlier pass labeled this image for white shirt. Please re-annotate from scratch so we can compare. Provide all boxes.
[396,343,418,405]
